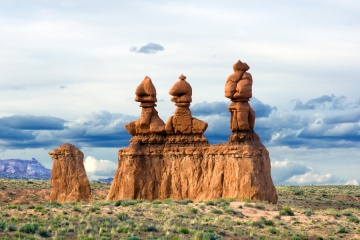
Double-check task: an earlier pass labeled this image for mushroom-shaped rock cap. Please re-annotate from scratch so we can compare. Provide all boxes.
[135,76,157,103]
[169,74,192,98]
[49,143,83,157]
[233,60,250,72]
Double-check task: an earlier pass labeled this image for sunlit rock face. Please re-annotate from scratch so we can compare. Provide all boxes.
[108,63,277,204]
[49,143,92,203]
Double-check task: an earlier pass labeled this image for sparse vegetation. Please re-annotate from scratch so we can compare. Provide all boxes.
[0,179,359,239]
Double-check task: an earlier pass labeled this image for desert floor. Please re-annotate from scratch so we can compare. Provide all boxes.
[0,179,359,240]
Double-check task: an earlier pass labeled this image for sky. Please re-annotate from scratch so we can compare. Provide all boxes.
[0,0,359,185]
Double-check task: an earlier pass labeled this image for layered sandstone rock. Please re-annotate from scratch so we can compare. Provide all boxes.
[108,64,277,204]
[107,133,277,203]
[49,143,92,203]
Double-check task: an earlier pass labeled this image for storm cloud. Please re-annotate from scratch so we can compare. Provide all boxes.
[0,111,135,150]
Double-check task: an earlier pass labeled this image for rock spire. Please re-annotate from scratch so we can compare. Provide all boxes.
[49,143,92,203]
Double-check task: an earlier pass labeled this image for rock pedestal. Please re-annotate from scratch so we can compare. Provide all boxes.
[49,143,92,203]
[108,64,277,203]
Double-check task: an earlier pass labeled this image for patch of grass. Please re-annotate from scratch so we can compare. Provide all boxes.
[348,216,360,223]
[19,222,39,234]
[337,226,348,233]
[0,221,5,232]
[279,206,294,216]
[211,209,223,214]
[178,227,190,234]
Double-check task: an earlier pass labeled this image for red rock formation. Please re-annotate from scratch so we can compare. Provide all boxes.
[125,76,166,136]
[49,143,92,203]
[165,74,208,145]
[225,60,255,131]
[108,64,277,204]
[107,133,277,203]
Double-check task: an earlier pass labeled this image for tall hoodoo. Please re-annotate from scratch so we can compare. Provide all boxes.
[49,143,92,203]
[225,60,255,134]
[165,74,208,145]
[125,76,166,136]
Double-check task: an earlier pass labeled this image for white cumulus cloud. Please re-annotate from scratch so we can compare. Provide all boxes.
[345,179,359,186]
[84,156,117,180]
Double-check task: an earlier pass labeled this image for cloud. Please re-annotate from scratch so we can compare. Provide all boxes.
[271,160,310,184]
[271,160,339,185]
[0,111,136,150]
[129,42,164,54]
[190,98,275,143]
[286,172,338,185]
[345,179,359,186]
[191,101,228,116]
[0,115,66,130]
[191,98,274,118]
[84,156,117,180]
[293,94,358,110]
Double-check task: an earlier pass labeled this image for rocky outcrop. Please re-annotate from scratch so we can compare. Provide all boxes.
[49,143,92,203]
[108,63,277,203]
[107,133,277,203]
[0,158,51,180]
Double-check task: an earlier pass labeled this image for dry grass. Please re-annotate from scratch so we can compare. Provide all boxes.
[0,179,359,239]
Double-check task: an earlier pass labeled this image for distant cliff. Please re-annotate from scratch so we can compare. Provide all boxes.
[0,158,51,180]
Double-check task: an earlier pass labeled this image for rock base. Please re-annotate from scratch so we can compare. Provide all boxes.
[107,131,277,203]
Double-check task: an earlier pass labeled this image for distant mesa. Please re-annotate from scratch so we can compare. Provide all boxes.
[49,143,92,203]
[108,61,278,204]
[0,158,51,180]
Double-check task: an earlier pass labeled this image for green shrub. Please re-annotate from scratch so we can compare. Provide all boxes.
[140,224,157,232]
[127,235,141,240]
[304,208,314,216]
[0,221,5,232]
[114,200,122,207]
[252,221,264,228]
[348,216,360,223]
[293,190,304,196]
[116,212,130,221]
[211,209,223,214]
[255,204,265,210]
[205,200,215,206]
[49,201,62,208]
[151,200,162,205]
[117,227,129,233]
[342,210,352,216]
[179,227,190,234]
[268,227,277,234]
[337,226,348,233]
[90,206,100,212]
[225,207,237,215]
[279,206,294,216]
[38,228,51,237]
[259,217,275,226]
[8,224,17,232]
[121,199,138,206]
[175,199,193,205]
[188,207,198,214]
[19,222,39,234]
[202,232,222,240]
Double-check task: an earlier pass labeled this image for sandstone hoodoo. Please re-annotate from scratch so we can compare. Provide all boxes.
[108,61,277,203]
[49,143,92,203]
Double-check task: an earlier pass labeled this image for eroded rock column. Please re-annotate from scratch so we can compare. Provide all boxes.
[165,74,208,146]
[49,143,92,203]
